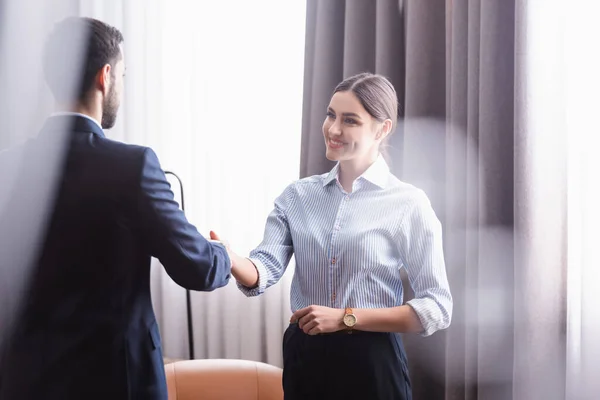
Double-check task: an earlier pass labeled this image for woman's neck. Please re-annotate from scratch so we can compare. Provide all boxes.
[338,154,378,193]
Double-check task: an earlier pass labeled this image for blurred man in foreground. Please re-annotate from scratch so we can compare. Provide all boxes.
[0,17,231,400]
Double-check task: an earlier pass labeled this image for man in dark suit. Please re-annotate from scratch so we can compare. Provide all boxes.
[0,17,231,399]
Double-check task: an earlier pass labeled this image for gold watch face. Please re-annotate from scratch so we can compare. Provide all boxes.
[343,314,357,327]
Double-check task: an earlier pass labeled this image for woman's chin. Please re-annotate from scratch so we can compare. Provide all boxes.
[325,149,341,161]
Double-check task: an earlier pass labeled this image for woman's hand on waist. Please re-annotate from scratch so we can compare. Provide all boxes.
[290,305,345,335]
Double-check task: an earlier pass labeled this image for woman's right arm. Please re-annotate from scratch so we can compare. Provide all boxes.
[208,233,259,288]
[213,184,295,297]
[229,254,260,289]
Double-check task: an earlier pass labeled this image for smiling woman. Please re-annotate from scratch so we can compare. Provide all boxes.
[219,72,452,400]
[323,73,398,193]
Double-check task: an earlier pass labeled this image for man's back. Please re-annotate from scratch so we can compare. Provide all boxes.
[0,115,231,399]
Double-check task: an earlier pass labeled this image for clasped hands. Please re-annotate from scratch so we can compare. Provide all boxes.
[290,305,346,335]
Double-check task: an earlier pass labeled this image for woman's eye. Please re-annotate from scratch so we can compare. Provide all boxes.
[344,118,357,125]
[326,112,335,119]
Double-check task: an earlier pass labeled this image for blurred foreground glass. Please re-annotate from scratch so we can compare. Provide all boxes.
[0,0,82,349]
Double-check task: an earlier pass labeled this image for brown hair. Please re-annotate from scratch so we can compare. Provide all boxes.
[333,72,399,159]
[43,17,124,103]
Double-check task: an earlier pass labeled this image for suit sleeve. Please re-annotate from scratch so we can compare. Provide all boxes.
[135,148,231,291]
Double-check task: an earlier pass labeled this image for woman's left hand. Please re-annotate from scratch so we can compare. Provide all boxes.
[291,305,345,335]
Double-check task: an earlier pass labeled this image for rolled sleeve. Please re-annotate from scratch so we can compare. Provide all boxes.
[400,190,453,336]
[236,257,269,296]
[407,292,452,337]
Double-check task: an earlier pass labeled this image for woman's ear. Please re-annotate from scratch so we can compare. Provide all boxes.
[376,119,393,140]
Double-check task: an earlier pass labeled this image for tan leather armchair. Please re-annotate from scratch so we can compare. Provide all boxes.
[164,359,284,400]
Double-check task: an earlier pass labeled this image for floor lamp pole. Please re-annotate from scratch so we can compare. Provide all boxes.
[164,171,194,360]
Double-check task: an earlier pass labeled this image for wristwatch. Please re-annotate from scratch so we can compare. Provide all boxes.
[342,307,357,329]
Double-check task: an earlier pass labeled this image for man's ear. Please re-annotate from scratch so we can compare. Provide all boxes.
[96,64,112,95]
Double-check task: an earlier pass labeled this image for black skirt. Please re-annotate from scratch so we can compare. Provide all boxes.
[282,323,412,400]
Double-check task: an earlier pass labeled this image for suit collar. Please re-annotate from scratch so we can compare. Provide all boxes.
[43,114,105,138]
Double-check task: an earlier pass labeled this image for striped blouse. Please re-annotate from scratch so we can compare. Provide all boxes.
[237,156,452,336]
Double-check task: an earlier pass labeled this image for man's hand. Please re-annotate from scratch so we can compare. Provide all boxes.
[209,230,230,250]
[291,305,345,335]
[210,230,236,271]
[209,231,259,288]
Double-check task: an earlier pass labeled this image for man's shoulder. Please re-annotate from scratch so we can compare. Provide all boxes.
[73,134,155,171]
[92,135,149,157]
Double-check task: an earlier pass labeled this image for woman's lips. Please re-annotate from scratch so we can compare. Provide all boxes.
[328,139,345,149]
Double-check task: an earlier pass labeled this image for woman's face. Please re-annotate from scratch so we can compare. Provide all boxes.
[322,91,388,164]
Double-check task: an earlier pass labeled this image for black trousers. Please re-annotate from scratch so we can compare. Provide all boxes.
[282,323,412,400]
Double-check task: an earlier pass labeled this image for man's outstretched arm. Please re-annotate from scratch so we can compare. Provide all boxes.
[136,148,230,291]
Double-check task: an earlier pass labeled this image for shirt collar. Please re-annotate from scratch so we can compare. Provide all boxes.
[361,155,390,188]
[323,163,340,187]
[50,112,103,132]
[322,155,390,189]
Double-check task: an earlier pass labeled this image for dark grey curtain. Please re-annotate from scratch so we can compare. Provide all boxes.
[300,1,566,399]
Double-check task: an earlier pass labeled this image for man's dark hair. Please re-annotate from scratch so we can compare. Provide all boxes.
[43,17,124,103]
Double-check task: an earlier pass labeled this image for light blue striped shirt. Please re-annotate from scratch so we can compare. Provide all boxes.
[238,156,452,336]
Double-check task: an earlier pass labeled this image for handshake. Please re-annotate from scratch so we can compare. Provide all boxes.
[209,230,229,250]
[209,230,259,289]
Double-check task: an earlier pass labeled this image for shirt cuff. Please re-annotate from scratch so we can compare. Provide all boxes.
[235,257,268,297]
[406,297,446,337]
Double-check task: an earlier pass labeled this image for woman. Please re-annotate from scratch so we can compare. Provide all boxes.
[211,72,452,400]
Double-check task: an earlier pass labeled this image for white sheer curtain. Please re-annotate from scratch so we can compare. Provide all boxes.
[78,0,306,366]
[513,1,568,398]
[514,1,600,398]
[519,1,600,398]
[565,2,600,399]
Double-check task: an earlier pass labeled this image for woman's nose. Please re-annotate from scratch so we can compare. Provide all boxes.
[328,121,342,135]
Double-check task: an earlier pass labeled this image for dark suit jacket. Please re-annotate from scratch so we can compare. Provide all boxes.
[0,115,231,399]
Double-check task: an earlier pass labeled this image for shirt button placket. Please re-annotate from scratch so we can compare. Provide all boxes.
[330,193,347,308]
